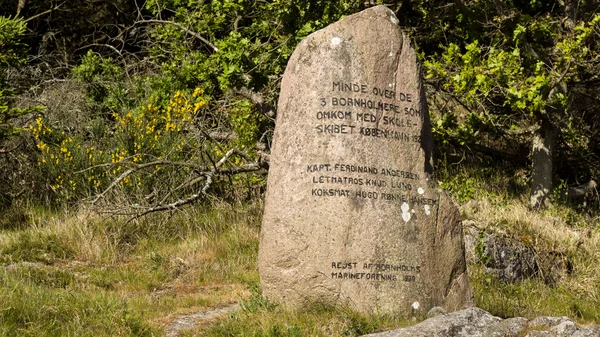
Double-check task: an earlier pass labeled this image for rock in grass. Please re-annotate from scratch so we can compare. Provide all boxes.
[361,307,600,337]
[259,5,472,315]
[361,307,501,336]
[571,326,600,337]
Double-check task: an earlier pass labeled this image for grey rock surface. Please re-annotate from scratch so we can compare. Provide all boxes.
[463,224,572,285]
[259,4,472,316]
[362,307,500,337]
[551,321,579,336]
[361,307,600,337]
[529,316,574,328]
[463,226,537,283]
[525,332,557,337]
[165,303,240,337]
[571,326,600,337]
[482,317,529,337]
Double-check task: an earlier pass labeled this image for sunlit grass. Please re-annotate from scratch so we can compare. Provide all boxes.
[2,162,600,336]
[197,285,412,337]
[0,201,261,336]
[438,161,600,324]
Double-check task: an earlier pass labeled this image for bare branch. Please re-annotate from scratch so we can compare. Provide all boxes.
[23,1,66,23]
[88,148,269,219]
[91,167,136,204]
[0,142,22,154]
[124,148,266,221]
[452,0,478,21]
[231,87,276,119]
[74,159,207,174]
[75,44,123,57]
[136,19,219,53]
[208,131,237,141]
[550,60,573,92]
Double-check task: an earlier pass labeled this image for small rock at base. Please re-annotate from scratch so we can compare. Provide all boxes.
[571,326,600,337]
[483,317,529,337]
[550,320,578,336]
[528,317,574,329]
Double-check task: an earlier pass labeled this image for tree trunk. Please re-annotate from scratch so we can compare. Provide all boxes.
[530,121,558,209]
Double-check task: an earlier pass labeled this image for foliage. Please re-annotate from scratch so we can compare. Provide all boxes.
[141,0,365,147]
[10,0,374,208]
[420,1,600,195]
[0,16,27,70]
[474,232,491,266]
[29,87,209,203]
[72,51,125,114]
[0,16,39,140]
[0,16,44,209]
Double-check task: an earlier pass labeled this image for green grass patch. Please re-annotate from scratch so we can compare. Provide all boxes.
[0,267,156,337]
[198,285,412,337]
[471,265,600,323]
[0,202,263,335]
[0,231,75,264]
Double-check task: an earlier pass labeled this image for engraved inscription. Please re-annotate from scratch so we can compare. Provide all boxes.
[330,261,422,282]
[305,162,439,220]
[313,81,423,141]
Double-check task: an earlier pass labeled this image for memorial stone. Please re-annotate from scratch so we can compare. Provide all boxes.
[258,5,473,315]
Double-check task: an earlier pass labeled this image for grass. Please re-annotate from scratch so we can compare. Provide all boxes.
[438,162,600,324]
[0,201,411,336]
[0,201,262,336]
[468,201,600,323]
[197,286,411,337]
[1,163,600,335]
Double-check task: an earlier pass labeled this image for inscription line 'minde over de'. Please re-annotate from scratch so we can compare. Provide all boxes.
[258,5,473,315]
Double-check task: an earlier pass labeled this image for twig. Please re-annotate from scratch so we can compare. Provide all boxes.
[74,159,207,174]
[550,60,572,93]
[136,19,218,53]
[125,148,260,221]
[88,148,267,220]
[231,87,276,119]
[0,142,22,154]
[23,1,66,23]
[75,44,123,57]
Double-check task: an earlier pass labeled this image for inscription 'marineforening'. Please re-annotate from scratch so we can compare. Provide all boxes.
[258,6,473,316]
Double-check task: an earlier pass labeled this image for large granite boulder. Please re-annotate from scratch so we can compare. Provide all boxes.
[259,5,473,315]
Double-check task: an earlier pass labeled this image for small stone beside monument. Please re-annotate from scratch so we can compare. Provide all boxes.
[361,307,600,337]
[259,5,473,316]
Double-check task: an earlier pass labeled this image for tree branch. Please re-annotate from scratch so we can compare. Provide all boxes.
[75,159,208,175]
[0,141,22,154]
[23,1,66,23]
[87,148,269,219]
[125,148,266,221]
[136,19,218,53]
[231,87,276,119]
[452,0,478,21]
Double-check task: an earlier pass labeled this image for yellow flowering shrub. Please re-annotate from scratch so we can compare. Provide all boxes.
[30,88,208,201]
